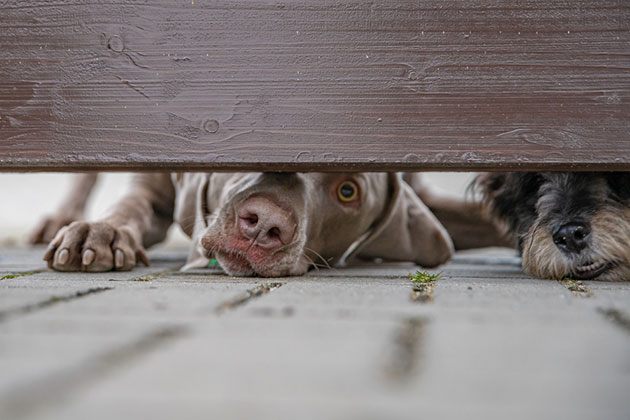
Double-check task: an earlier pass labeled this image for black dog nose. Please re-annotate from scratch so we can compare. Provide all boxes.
[553,223,590,254]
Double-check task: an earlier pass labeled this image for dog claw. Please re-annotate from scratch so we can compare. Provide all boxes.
[82,249,95,266]
[43,244,56,261]
[57,248,69,265]
[114,249,124,269]
[136,249,150,267]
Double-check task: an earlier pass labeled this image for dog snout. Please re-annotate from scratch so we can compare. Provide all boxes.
[237,196,296,249]
[552,222,590,254]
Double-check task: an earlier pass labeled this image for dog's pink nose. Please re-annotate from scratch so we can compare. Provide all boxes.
[237,197,296,249]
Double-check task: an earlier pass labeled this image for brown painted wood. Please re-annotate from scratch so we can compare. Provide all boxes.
[1,0,629,172]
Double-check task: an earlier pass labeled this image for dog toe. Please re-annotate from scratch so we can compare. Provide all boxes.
[45,221,148,272]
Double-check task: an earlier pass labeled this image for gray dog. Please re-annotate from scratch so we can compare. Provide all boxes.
[474,172,630,281]
[39,173,455,277]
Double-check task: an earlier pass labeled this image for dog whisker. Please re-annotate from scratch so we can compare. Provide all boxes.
[303,246,332,270]
[302,253,321,271]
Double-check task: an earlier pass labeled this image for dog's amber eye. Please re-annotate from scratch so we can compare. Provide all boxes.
[337,181,359,203]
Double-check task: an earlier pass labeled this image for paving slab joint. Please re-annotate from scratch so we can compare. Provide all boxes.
[0,286,113,323]
[598,307,630,335]
[383,316,428,384]
[559,279,593,297]
[214,282,284,315]
[126,268,177,282]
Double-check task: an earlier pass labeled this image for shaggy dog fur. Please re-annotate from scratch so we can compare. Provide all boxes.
[475,172,629,281]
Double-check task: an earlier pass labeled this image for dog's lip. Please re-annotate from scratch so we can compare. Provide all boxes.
[214,248,281,277]
[571,260,615,280]
[214,250,254,275]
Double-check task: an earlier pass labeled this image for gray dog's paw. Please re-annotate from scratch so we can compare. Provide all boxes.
[43,221,149,272]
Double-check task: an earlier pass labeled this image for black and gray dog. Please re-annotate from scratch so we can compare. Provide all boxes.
[475,172,630,281]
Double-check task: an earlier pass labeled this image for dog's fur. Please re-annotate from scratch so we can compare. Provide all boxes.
[474,172,630,281]
[42,172,454,277]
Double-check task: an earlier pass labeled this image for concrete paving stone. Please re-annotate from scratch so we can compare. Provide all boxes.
[24,318,412,420]
[423,308,630,412]
[0,247,628,420]
[392,316,630,420]
[0,275,261,332]
[18,269,628,420]
[434,275,572,310]
[239,278,422,321]
[233,271,574,322]
[29,305,630,420]
[0,330,150,399]
[0,279,260,412]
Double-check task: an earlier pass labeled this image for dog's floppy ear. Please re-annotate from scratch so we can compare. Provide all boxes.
[172,173,210,238]
[172,173,211,270]
[346,173,453,268]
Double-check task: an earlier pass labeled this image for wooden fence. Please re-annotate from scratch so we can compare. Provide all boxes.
[1,1,628,171]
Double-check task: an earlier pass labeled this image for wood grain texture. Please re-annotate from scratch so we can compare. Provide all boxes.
[0,0,629,171]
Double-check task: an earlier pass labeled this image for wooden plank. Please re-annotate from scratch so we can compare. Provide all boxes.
[0,0,629,171]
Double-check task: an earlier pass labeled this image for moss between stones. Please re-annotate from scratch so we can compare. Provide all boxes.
[0,271,38,281]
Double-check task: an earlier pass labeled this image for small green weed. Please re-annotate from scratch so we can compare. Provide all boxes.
[408,270,441,283]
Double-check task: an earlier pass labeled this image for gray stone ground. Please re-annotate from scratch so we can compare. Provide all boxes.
[0,246,629,420]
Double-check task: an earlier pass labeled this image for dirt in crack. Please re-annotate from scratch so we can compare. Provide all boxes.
[110,269,175,282]
[384,317,428,383]
[0,287,112,323]
[560,279,593,297]
[410,283,435,303]
[598,308,630,334]
[215,282,283,314]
